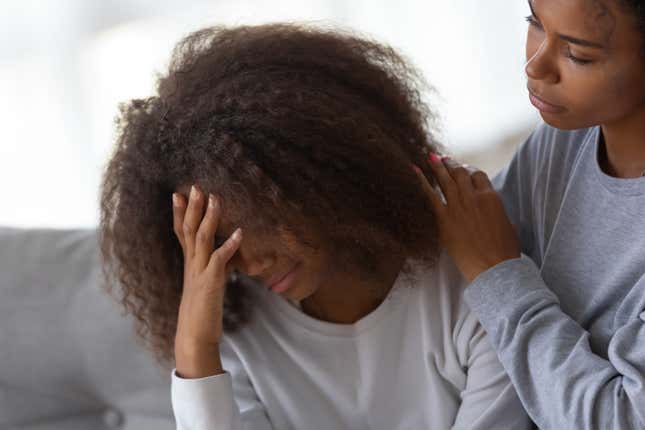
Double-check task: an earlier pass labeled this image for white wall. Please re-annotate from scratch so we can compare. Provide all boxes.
[0,0,539,228]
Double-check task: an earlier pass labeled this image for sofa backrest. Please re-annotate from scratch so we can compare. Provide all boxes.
[0,227,175,429]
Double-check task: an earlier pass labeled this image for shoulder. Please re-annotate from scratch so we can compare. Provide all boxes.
[406,251,473,333]
[407,252,492,367]
[492,122,598,222]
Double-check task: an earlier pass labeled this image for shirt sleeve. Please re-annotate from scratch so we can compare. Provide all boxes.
[171,340,274,430]
[464,256,645,429]
[451,298,533,430]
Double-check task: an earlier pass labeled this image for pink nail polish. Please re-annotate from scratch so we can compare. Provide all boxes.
[429,153,440,163]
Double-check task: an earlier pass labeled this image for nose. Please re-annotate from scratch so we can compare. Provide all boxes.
[525,39,559,85]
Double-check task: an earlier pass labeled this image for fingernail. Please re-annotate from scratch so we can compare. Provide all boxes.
[208,194,215,209]
[441,155,451,161]
[411,164,421,173]
[429,153,440,163]
[190,185,199,200]
[172,193,180,206]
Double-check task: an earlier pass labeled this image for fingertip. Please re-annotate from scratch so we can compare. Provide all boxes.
[233,227,243,240]
[428,152,441,164]
[411,164,426,180]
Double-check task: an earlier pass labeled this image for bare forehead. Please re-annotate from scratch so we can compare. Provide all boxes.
[533,0,616,44]
[584,0,616,41]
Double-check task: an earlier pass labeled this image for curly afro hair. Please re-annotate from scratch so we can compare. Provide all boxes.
[99,23,445,367]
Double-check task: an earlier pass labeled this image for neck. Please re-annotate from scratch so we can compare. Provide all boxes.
[600,110,645,178]
[300,256,406,324]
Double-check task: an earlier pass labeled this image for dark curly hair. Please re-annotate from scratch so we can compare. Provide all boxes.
[99,23,444,367]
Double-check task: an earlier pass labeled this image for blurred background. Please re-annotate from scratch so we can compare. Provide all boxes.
[0,0,539,228]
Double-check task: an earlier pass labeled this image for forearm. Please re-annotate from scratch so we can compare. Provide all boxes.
[464,255,645,429]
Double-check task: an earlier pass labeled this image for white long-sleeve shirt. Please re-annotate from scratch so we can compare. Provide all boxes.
[171,251,531,429]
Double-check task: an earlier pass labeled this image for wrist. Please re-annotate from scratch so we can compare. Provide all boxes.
[175,342,224,379]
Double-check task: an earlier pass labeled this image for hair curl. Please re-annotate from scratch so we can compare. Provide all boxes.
[99,23,444,367]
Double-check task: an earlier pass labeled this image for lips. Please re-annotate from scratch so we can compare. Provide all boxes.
[266,263,298,288]
[264,262,301,294]
[527,85,566,113]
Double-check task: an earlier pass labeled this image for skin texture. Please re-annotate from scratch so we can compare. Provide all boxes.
[418,0,645,283]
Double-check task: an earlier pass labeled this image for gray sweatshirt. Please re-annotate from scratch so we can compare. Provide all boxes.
[464,123,645,429]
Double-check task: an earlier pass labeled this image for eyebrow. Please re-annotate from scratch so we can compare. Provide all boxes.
[527,0,606,49]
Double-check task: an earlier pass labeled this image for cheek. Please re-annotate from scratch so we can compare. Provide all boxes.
[288,252,331,300]
[609,62,645,105]
[563,69,604,105]
[544,66,643,130]
[574,67,645,123]
[284,269,320,301]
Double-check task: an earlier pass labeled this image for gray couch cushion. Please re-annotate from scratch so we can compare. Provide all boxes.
[0,227,175,429]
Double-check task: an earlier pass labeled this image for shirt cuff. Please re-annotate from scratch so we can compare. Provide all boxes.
[171,368,240,429]
[463,253,559,327]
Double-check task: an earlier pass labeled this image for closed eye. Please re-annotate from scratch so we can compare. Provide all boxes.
[565,47,593,66]
[525,15,543,30]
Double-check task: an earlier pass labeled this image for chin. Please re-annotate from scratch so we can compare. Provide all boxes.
[284,287,312,302]
[539,111,599,131]
[282,280,317,302]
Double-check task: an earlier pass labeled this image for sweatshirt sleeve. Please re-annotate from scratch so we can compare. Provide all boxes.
[463,124,645,428]
[464,256,645,429]
[171,340,273,430]
[451,298,532,430]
